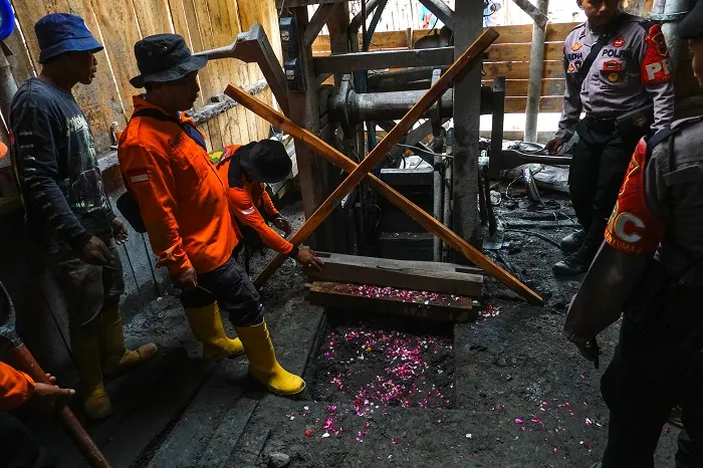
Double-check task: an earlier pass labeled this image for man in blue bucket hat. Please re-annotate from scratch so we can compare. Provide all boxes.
[10,13,156,420]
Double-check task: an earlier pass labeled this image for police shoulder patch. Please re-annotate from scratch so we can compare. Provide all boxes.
[641,23,672,85]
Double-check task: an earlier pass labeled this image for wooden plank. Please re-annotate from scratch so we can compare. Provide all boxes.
[100,353,214,467]
[482,78,566,97]
[237,0,280,140]
[168,0,213,145]
[3,27,36,85]
[244,29,511,294]
[312,23,578,53]
[64,0,129,152]
[131,0,174,36]
[92,0,142,118]
[181,0,221,150]
[483,60,564,80]
[225,34,544,305]
[487,42,563,62]
[12,0,125,152]
[304,252,483,297]
[190,0,232,149]
[308,281,478,323]
[504,96,563,113]
[204,0,253,145]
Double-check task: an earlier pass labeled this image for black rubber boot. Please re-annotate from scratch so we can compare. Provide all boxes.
[553,243,597,277]
[560,229,585,254]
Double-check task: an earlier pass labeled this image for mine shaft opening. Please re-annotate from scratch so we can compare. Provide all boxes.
[305,309,456,413]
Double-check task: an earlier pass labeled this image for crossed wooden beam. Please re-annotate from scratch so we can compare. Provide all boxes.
[225,28,543,305]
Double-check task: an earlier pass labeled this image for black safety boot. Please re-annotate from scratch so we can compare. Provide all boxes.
[553,243,596,277]
[560,229,586,254]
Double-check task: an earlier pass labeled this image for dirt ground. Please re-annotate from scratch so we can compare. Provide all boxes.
[31,190,683,467]
[223,192,681,468]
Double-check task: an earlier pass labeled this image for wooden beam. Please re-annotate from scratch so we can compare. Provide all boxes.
[304,252,483,297]
[224,34,544,306]
[303,3,335,48]
[307,281,478,323]
[232,28,501,288]
[312,23,579,54]
[504,96,563,113]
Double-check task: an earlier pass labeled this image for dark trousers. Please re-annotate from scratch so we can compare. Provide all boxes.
[601,285,703,468]
[179,255,264,327]
[569,120,643,249]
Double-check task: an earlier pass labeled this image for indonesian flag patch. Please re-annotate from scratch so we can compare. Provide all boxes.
[127,168,150,184]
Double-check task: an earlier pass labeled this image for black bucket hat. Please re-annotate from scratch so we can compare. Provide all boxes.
[678,0,703,40]
[130,33,206,88]
[238,140,292,183]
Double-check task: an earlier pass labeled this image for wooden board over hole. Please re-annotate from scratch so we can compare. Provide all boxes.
[304,252,483,298]
[308,281,478,323]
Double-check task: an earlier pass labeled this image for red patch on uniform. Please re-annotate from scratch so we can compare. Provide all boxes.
[612,36,626,48]
[571,42,582,52]
[604,138,664,255]
[602,59,623,72]
[127,168,150,184]
[641,24,672,85]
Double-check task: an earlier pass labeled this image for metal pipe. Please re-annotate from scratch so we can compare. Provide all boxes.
[442,158,453,262]
[661,0,688,73]
[433,151,443,261]
[330,87,494,127]
[524,0,549,143]
[0,49,18,125]
[350,0,382,34]
[442,128,454,262]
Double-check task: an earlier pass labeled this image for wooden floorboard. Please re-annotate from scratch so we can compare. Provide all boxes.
[304,252,484,298]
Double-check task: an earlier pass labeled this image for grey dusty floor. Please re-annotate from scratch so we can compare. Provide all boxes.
[25,196,681,468]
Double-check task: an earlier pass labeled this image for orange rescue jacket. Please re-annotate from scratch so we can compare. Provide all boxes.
[0,361,35,412]
[211,145,294,256]
[118,96,238,275]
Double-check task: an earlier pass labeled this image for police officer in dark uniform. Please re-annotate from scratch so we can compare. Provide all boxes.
[564,3,703,466]
[547,0,675,276]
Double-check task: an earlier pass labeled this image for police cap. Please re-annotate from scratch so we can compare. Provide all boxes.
[678,0,703,40]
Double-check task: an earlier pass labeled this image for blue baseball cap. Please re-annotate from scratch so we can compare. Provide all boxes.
[35,13,103,64]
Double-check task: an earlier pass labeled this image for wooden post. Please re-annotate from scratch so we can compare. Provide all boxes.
[224,83,542,305]
[225,29,544,305]
[452,1,484,253]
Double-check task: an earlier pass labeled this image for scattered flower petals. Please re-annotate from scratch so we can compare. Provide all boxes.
[515,418,524,424]
[305,429,313,437]
[321,432,330,439]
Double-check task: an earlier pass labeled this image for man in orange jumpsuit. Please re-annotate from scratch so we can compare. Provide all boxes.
[210,140,323,273]
[1,360,75,466]
[118,34,304,395]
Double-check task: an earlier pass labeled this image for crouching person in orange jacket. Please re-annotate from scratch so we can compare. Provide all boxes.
[117,34,304,395]
[1,361,75,467]
[209,141,324,273]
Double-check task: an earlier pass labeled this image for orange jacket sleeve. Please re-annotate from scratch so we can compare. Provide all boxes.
[259,183,280,218]
[0,361,35,412]
[227,186,294,256]
[120,146,192,275]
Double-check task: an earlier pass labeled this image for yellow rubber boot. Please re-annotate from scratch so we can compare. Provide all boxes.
[185,303,245,360]
[100,307,158,378]
[234,320,305,396]
[70,327,112,420]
